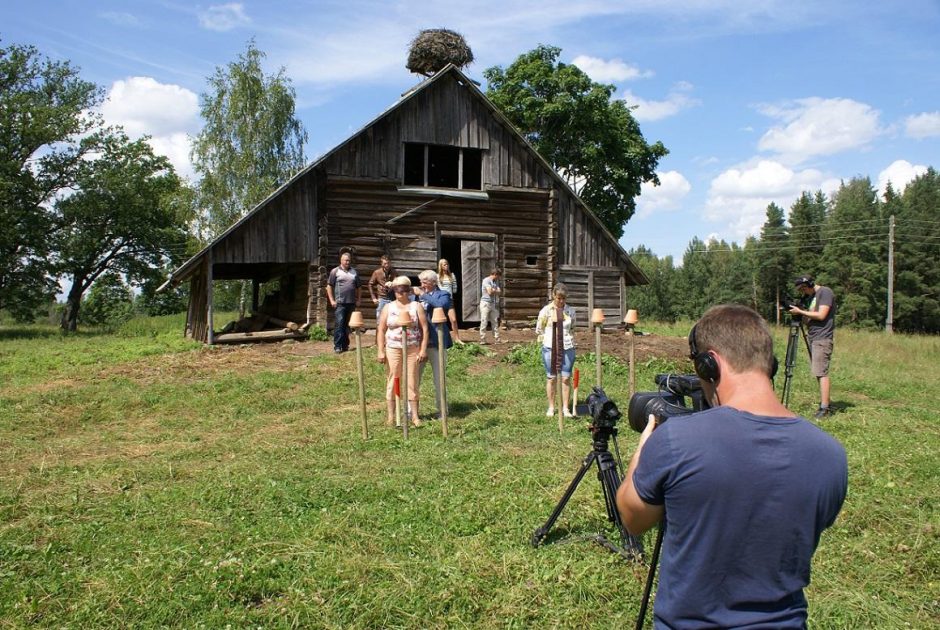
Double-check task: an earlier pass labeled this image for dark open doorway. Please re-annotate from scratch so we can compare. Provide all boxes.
[440,237,466,325]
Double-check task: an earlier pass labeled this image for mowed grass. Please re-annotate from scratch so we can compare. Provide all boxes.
[0,315,937,628]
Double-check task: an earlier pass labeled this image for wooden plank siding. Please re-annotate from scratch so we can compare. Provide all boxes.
[321,179,551,328]
[558,266,624,328]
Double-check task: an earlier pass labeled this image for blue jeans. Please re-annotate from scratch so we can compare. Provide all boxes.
[333,302,354,351]
[376,298,390,321]
[542,346,575,377]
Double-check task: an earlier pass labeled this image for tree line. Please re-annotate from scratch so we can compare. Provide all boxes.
[626,171,940,333]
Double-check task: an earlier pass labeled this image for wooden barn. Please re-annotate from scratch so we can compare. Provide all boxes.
[161,65,648,343]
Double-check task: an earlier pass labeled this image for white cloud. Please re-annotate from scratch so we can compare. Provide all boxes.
[757,97,882,163]
[571,55,652,82]
[100,77,201,179]
[877,159,928,196]
[198,3,250,32]
[621,82,699,122]
[705,159,840,240]
[636,171,691,218]
[904,111,940,139]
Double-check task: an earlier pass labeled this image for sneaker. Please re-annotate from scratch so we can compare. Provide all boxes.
[546,407,555,417]
[813,406,832,420]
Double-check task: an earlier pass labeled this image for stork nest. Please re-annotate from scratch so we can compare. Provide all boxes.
[406,28,474,76]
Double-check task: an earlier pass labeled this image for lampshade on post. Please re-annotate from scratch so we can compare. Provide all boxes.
[624,309,638,396]
[431,307,449,438]
[351,312,368,440]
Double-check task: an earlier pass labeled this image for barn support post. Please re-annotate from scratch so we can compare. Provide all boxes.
[206,251,215,345]
[587,271,595,329]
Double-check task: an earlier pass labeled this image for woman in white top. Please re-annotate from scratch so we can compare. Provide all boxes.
[437,258,458,297]
[535,283,576,417]
[377,276,429,427]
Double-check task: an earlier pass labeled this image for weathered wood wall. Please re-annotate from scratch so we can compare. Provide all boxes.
[323,73,553,191]
[186,263,209,343]
[558,266,624,328]
[319,179,551,327]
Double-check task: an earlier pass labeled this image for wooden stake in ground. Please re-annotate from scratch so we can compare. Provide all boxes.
[431,307,449,438]
[552,308,564,433]
[349,311,368,440]
[397,309,412,441]
[592,308,605,388]
[625,309,639,397]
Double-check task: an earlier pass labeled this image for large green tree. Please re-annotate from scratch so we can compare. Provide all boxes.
[821,177,885,328]
[787,190,828,279]
[484,45,667,238]
[626,245,681,322]
[0,42,103,320]
[55,132,189,331]
[191,39,307,240]
[757,202,793,323]
[893,169,940,332]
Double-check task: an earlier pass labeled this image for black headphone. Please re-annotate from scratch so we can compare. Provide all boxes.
[688,324,778,383]
[794,275,815,288]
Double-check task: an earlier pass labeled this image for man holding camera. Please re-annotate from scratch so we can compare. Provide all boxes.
[616,305,847,629]
[788,275,836,419]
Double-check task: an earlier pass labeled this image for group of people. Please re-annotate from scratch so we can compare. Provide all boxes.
[327,252,463,427]
[331,252,847,628]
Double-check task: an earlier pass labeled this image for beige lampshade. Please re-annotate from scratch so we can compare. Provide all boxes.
[591,308,605,324]
[348,310,364,329]
[624,309,639,325]
[431,307,448,324]
[396,309,412,326]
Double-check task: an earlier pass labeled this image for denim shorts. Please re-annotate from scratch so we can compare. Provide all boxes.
[542,346,575,378]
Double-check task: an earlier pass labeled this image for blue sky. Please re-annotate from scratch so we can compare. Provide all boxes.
[4,1,938,261]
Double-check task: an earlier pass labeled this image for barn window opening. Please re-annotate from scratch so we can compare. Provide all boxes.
[526,255,539,266]
[403,143,483,190]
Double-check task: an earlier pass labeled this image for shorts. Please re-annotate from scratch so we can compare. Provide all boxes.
[810,339,833,377]
[542,346,575,378]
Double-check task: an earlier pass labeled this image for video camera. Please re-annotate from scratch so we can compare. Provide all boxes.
[627,374,711,432]
[586,386,622,431]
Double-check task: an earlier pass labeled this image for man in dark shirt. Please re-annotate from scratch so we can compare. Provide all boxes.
[789,275,836,419]
[326,251,362,353]
[617,304,847,629]
[369,255,396,321]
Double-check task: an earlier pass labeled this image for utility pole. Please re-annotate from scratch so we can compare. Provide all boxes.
[887,214,895,333]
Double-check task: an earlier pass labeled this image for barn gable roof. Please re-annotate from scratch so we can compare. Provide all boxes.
[161,65,647,290]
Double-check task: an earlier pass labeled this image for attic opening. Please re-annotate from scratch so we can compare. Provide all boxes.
[403,143,483,190]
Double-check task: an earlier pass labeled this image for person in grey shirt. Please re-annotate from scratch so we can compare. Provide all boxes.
[326,251,362,353]
[789,275,836,419]
[479,268,502,344]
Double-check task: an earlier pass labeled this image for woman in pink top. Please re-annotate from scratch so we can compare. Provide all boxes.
[377,276,429,427]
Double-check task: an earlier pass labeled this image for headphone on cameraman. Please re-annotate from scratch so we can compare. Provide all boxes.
[794,275,815,288]
[688,324,778,384]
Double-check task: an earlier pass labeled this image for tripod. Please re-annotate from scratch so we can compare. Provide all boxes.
[780,315,812,407]
[531,424,644,558]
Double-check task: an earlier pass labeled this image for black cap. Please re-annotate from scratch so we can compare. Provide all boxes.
[793,275,814,287]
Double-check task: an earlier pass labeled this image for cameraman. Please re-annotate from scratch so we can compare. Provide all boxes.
[788,275,836,419]
[616,305,847,629]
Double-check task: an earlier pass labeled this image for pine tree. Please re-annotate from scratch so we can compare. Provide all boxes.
[893,169,940,332]
[787,190,827,280]
[757,203,793,323]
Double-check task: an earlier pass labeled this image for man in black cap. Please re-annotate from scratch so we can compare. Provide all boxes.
[789,275,836,419]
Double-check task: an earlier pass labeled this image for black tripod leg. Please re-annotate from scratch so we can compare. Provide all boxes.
[531,452,598,547]
[781,323,800,406]
[597,453,644,557]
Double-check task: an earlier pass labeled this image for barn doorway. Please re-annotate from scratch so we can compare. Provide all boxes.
[439,235,497,325]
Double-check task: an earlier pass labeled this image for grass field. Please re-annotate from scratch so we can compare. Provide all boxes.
[0,315,937,628]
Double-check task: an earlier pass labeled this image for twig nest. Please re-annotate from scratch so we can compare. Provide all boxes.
[407,29,474,76]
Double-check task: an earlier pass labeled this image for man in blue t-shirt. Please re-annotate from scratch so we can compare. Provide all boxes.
[617,304,847,629]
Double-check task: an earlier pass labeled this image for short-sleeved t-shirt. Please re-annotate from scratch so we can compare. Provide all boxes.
[481,276,499,303]
[328,266,362,304]
[633,406,847,629]
[806,285,836,342]
[419,289,453,350]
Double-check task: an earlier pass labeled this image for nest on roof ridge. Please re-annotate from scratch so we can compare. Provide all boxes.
[406,28,474,76]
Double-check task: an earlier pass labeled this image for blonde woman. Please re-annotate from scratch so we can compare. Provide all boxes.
[535,283,576,417]
[377,276,429,427]
[437,258,458,297]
